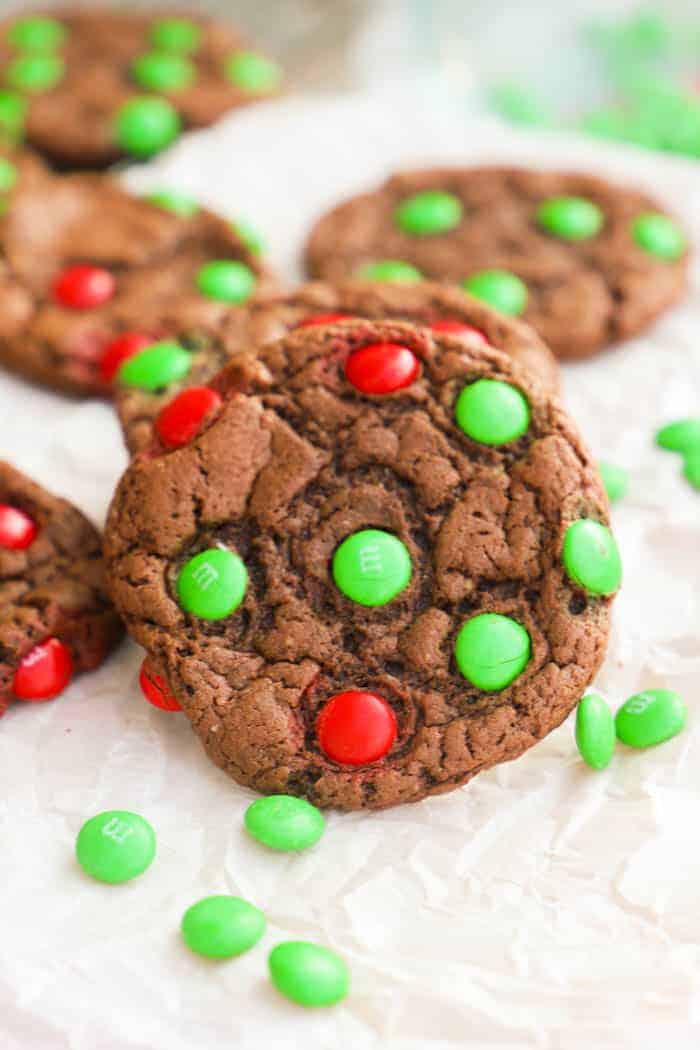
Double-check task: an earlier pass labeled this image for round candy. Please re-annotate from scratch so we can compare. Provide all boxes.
[575,693,615,770]
[0,158,17,193]
[0,504,37,549]
[317,690,397,765]
[145,188,199,217]
[632,213,686,260]
[683,449,700,490]
[244,795,325,852]
[132,51,195,92]
[615,689,686,748]
[52,265,116,309]
[7,53,64,92]
[462,270,528,316]
[268,941,350,1007]
[598,461,629,504]
[114,97,181,158]
[297,312,352,328]
[455,378,530,446]
[99,332,153,383]
[139,658,181,711]
[196,260,256,304]
[8,16,67,51]
[562,519,622,596]
[155,386,222,449]
[177,548,247,620]
[181,896,266,959]
[655,417,700,453]
[226,52,281,92]
[12,637,73,700]
[356,259,422,283]
[536,196,604,240]
[76,810,156,884]
[395,190,462,236]
[0,91,26,139]
[430,319,487,342]
[332,528,411,606]
[344,342,420,395]
[150,17,202,54]
[232,218,264,256]
[454,613,531,691]
[117,341,191,391]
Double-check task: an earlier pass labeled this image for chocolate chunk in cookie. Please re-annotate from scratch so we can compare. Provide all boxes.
[105,318,618,810]
[0,171,277,396]
[115,279,558,456]
[0,9,281,169]
[305,167,689,360]
[0,462,123,715]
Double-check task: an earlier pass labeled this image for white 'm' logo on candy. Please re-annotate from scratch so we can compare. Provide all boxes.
[192,562,218,591]
[359,545,382,576]
[626,695,654,716]
[102,818,134,844]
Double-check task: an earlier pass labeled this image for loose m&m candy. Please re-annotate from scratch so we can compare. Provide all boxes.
[245,795,325,851]
[575,693,615,770]
[76,810,156,883]
[615,689,686,748]
[268,941,350,1007]
[182,895,266,959]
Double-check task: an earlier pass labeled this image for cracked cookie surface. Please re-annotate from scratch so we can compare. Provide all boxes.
[105,319,616,810]
[305,167,689,360]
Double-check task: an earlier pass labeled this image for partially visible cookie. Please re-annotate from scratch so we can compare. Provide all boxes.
[0,461,123,714]
[115,279,558,455]
[0,9,282,169]
[0,173,277,396]
[304,167,689,359]
[105,318,618,810]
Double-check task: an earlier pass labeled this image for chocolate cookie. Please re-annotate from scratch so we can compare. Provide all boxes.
[0,9,281,169]
[105,318,619,810]
[305,167,689,359]
[115,279,558,456]
[0,172,276,396]
[0,461,123,715]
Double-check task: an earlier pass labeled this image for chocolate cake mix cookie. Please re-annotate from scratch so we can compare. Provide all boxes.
[105,318,619,810]
[115,279,558,456]
[0,172,276,396]
[305,167,689,359]
[0,9,282,169]
[0,461,123,714]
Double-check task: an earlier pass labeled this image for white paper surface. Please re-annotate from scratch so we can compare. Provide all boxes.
[2,93,700,1050]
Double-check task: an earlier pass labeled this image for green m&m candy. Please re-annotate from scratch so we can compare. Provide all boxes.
[145,188,199,217]
[118,341,191,391]
[196,260,256,303]
[562,520,622,596]
[226,52,281,92]
[150,17,202,54]
[181,896,266,959]
[76,810,156,884]
[356,259,422,284]
[454,613,531,691]
[177,548,247,620]
[0,158,17,194]
[683,449,700,490]
[395,190,462,236]
[537,196,603,240]
[575,693,615,770]
[114,96,181,158]
[7,53,64,92]
[655,417,700,453]
[245,795,325,852]
[632,213,686,260]
[332,529,411,607]
[455,379,530,445]
[0,91,26,139]
[269,942,350,1007]
[462,269,527,316]
[9,16,67,51]
[598,460,629,503]
[232,218,265,256]
[615,689,686,748]
[132,51,195,92]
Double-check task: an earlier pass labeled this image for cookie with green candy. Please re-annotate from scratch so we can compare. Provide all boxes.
[305,166,689,360]
[0,168,277,397]
[105,317,616,810]
[0,9,282,169]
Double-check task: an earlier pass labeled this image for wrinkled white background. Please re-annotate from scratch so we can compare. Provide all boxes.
[1,95,700,1049]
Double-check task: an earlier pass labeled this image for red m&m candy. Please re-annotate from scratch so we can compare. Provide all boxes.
[155,386,222,449]
[0,504,37,549]
[53,265,116,309]
[345,342,420,395]
[100,332,154,383]
[139,658,181,711]
[296,312,352,328]
[430,319,487,343]
[317,690,397,765]
[12,637,73,701]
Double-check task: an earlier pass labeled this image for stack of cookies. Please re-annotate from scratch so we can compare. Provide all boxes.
[0,7,690,812]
